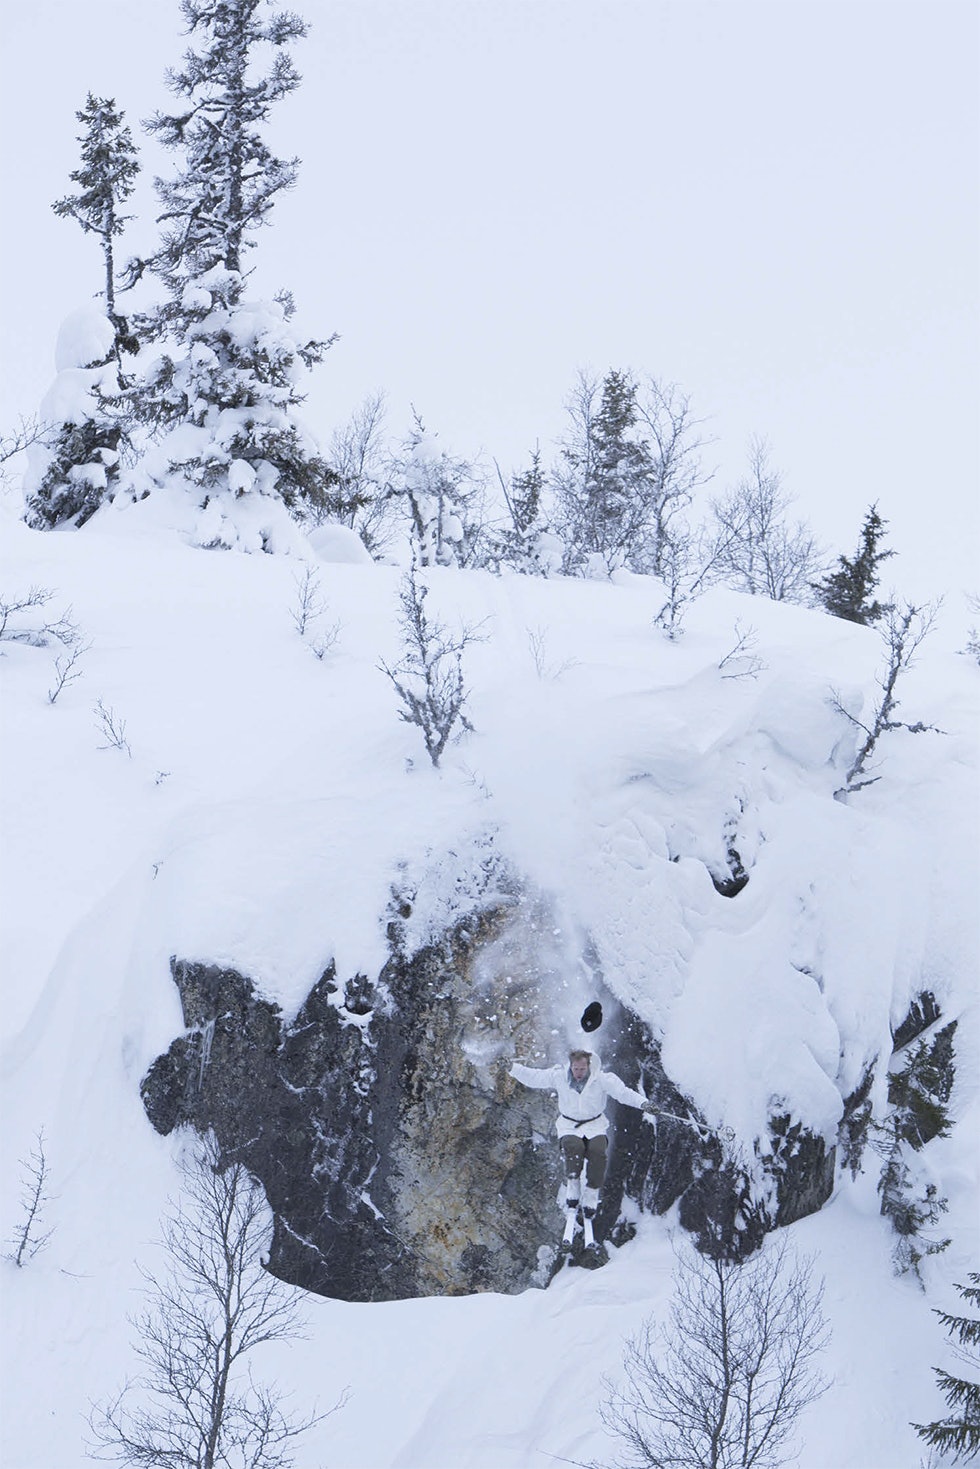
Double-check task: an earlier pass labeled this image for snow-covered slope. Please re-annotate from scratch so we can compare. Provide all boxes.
[1,507,977,1468]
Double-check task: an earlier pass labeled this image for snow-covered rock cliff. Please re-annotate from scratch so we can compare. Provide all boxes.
[1,508,976,1466]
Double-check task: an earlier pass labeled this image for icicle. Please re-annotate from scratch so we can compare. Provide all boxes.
[197,1017,216,1090]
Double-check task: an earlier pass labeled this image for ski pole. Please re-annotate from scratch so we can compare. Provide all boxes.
[646,1108,736,1143]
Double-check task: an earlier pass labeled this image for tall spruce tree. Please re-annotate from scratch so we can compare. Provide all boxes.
[914,1274,980,1462]
[556,369,656,575]
[814,503,894,624]
[53,94,140,349]
[131,0,336,545]
[28,97,140,529]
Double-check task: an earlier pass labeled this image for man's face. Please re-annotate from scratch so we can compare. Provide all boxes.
[570,1056,590,1082]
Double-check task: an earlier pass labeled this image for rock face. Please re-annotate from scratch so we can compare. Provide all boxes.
[143,902,566,1301]
[142,897,837,1301]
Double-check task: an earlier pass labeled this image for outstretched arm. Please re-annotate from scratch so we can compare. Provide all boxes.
[601,1070,653,1112]
[510,1062,562,1091]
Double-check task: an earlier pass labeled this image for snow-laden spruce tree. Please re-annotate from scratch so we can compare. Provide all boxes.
[875,1022,954,1281]
[555,369,656,577]
[914,1274,980,1463]
[488,450,563,575]
[127,0,336,551]
[27,96,140,529]
[53,94,141,353]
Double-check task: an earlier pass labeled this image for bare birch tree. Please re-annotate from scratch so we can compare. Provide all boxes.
[710,440,825,603]
[90,1130,339,1469]
[601,1238,829,1469]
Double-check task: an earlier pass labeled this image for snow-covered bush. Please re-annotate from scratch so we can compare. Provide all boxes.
[290,564,340,659]
[0,586,79,649]
[389,423,486,568]
[25,308,123,529]
[651,520,728,639]
[316,392,396,555]
[961,595,980,667]
[4,1130,54,1268]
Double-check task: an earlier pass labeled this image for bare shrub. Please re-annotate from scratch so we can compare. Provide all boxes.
[832,598,944,797]
[718,622,766,681]
[94,698,132,756]
[5,1129,55,1267]
[379,565,483,767]
[0,587,79,648]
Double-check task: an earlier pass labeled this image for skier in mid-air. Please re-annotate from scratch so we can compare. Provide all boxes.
[510,1040,654,1260]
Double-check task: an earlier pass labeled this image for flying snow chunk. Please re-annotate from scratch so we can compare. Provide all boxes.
[54,306,115,371]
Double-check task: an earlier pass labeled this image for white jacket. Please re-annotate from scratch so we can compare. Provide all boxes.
[510,1056,648,1140]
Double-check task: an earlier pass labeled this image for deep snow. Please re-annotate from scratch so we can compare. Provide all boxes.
[1,499,977,1468]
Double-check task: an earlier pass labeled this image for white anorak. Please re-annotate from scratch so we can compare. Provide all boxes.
[510,1056,648,1140]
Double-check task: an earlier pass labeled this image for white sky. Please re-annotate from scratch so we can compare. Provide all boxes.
[2,0,977,604]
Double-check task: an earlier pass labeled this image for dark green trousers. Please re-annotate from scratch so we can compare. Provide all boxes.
[560,1133,607,1189]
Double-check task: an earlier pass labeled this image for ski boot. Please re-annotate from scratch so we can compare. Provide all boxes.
[560,1180,582,1256]
[579,1186,607,1268]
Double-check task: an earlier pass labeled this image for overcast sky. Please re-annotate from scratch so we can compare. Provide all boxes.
[2,0,977,606]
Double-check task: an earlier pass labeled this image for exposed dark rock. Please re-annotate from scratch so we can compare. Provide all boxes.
[679,1161,770,1261]
[710,844,750,898]
[892,991,942,1051]
[142,900,844,1298]
[766,1114,836,1227]
[596,1013,833,1263]
[143,903,571,1301]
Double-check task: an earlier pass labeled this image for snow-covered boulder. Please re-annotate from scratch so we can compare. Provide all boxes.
[308,523,374,565]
